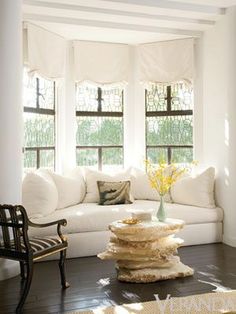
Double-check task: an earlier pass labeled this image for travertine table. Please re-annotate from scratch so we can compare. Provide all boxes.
[98,218,194,283]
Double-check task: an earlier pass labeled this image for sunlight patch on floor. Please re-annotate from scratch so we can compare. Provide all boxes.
[121,291,140,302]
[198,279,233,293]
[97,278,111,286]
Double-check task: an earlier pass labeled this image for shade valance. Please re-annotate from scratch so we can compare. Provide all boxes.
[138,38,194,84]
[73,41,130,86]
[24,23,66,79]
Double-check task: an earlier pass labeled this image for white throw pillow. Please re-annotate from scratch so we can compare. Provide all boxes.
[130,167,171,202]
[171,167,216,208]
[83,168,132,203]
[49,172,86,209]
[22,172,58,218]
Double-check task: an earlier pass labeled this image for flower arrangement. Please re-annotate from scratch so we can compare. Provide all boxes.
[145,159,192,222]
[145,159,186,197]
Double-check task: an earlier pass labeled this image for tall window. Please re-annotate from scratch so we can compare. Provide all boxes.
[146,82,193,164]
[23,70,56,171]
[76,84,124,171]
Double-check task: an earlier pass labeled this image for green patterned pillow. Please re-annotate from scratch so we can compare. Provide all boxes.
[97,181,133,205]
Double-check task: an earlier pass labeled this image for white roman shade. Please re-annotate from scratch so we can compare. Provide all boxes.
[139,38,194,84]
[24,23,66,79]
[74,41,130,86]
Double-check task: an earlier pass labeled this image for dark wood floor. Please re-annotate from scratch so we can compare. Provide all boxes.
[1,243,236,314]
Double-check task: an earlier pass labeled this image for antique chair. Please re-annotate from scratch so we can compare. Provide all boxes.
[0,204,69,313]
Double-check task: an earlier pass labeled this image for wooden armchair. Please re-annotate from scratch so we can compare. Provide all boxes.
[0,204,70,313]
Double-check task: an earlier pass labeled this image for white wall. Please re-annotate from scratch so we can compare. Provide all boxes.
[193,38,204,163]
[57,41,76,173]
[200,7,236,246]
[124,46,146,170]
[123,46,136,168]
[0,0,22,280]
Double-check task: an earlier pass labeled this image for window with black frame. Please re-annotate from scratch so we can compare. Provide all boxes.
[146,82,193,164]
[75,84,124,171]
[23,70,56,171]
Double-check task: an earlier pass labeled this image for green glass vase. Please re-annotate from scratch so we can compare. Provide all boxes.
[157,195,166,222]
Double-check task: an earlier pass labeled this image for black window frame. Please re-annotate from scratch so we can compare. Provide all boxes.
[145,84,193,164]
[76,86,124,171]
[23,76,56,170]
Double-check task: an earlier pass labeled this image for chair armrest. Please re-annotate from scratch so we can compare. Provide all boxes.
[28,219,67,242]
[28,219,67,228]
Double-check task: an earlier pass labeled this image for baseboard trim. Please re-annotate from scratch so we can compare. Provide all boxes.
[0,259,19,281]
[223,234,236,247]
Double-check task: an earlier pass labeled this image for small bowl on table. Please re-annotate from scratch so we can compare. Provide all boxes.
[128,209,154,222]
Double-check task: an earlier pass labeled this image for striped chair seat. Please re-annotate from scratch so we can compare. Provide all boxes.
[27,237,63,253]
[0,236,64,254]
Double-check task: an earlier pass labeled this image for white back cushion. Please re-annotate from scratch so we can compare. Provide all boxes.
[83,168,131,203]
[50,172,86,209]
[66,167,86,183]
[22,172,58,218]
[130,167,171,202]
[171,167,215,208]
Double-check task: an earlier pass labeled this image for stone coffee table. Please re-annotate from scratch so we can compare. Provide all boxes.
[98,218,194,283]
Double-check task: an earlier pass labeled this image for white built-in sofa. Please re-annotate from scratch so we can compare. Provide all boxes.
[22,166,223,260]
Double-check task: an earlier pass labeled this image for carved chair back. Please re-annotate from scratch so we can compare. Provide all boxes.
[0,205,32,260]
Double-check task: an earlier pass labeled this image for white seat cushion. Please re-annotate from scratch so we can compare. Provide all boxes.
[28,200,223,238]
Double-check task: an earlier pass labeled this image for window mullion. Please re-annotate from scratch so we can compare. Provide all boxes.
[36,148,40,169]
[98,147,102,170]
[97,87,102,112]
[167,147,171,164]
[36,77,40,109]
[166,85,172,113]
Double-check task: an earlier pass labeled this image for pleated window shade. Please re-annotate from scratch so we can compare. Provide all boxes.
[24,23,66,79]
[138,38,194,84]
[73,41,130,86]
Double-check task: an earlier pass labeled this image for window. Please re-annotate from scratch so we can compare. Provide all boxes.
[76,84,124,171]
[146,82,193,164]
[23,70,56,171]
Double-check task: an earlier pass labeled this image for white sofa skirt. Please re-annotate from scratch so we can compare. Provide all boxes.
[41,222,223,261]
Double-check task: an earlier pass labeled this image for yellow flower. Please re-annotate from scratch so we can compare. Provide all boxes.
[145,158,189,196]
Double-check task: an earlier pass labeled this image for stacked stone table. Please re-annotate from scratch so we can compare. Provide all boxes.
[98,218,194,283]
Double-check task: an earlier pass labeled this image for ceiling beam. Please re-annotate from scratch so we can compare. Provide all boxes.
[101,0,225,15]
[23,0,215,25]
[23,13,203,37]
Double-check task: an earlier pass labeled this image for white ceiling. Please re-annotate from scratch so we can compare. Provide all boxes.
[169,0,236,6]
[23,0,236,44]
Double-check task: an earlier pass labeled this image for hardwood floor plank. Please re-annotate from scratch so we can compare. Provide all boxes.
[0,244,236,313]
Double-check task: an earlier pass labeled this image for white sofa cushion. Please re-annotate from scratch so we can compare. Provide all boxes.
[28,200,223,237]
[66,167,85,183]
[131,167,171,202]
[22,172,58,218]
[83,168,131,203]
[37,168,86,209]
[50,172,86,209]
[171,167,216,208]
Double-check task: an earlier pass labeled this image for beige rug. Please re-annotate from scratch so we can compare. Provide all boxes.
[70,291,236,314]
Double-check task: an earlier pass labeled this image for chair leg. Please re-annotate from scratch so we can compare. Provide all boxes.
[16,259,33,314]
[20,261,25,280]
[59,250,70,289]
